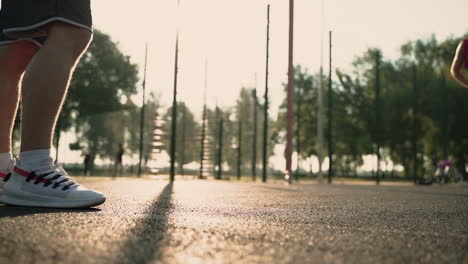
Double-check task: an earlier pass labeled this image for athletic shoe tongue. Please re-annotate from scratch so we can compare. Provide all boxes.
[34,167,57,174]
[34,160,64,173]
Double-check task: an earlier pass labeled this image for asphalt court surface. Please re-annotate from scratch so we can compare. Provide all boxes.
[0,179,467,263]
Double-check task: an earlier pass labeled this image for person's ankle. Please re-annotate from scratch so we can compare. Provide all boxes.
[0,152,13,171]
[18,149,53,170]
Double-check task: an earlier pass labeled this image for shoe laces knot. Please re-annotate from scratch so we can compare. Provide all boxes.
[30,162,78,190]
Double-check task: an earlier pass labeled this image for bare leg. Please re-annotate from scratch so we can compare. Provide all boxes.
[0,41,39,153]
[0,27,106,209]
[20,23,92,151]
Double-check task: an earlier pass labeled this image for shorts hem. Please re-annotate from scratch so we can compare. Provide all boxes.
[0,38,43,47]
[2,17,93,35]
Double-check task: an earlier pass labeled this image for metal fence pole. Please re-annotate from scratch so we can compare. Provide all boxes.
[252,89,258,181]
[169,35,179,182]
[327,31,333,184]
[286,1,294,184]
[262,4,271,183]
[237,121,242,180]
[217,115,224,180]
[138,44,148,177]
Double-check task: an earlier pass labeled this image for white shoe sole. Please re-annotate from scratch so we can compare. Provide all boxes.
[0,193,106,209]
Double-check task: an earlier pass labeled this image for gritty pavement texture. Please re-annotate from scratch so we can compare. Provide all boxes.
[0,179,467,264]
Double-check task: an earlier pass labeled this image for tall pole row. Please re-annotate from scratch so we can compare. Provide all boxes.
[317,0,325,180]
[327,31,333,184]
[138,44,148,177]
[295,75,302,181]
[213,103,219,177]
[262,4,271,183]
[252,88,258,181]
[169,34,179,182]
[286,0,294,184]
[217,110,224,180]
[412,64,418,183]
[375,50,381,184]
[199,60,208,179]
[237,121,242,180]
[180,105,186,176]
[170,1,182,181]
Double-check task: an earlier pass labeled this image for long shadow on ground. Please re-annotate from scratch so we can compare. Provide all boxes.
[117,181,174,264]
[0,205,100,218]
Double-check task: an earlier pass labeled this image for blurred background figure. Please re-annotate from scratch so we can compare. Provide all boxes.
[113,143,124,177]
[434,160,464,184]
[450,38,468,88]
[83,152,92,176]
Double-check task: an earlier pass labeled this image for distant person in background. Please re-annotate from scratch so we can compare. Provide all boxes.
[450,38,468,88]
[0,0,105,208]
[113,143,124,177]
[84,153,91,176]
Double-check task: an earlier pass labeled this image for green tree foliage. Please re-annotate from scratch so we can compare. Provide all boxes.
[126,93,163,165]
[205,107,236,175]
[161,102,201,171]
[281,33,468,178]
[401,35,468,178]
[277,66,319,171]
[235,88,277,175]
[234,88,263,174]
[334,67,373,175]
[234,88,256,168]
[65,30,139,163]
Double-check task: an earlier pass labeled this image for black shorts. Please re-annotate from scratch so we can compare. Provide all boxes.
[0,0,92,47]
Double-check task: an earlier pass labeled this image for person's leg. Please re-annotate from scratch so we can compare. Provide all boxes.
[20,22,92,154]
[0,41,38,189]
[1,23,105,208]
[0,41,39,180]
[0,41,39,154]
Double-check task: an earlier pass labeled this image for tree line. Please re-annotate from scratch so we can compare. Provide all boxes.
[12,30,466,180]
[280,33,468,180]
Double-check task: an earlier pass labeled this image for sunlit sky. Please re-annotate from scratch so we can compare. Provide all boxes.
[86,0,468,170]
[5,0,465,169]
[91,0,467,116]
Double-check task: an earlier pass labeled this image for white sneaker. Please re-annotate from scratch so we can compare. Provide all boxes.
[0,160,106,208]
[0,159,15,199]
